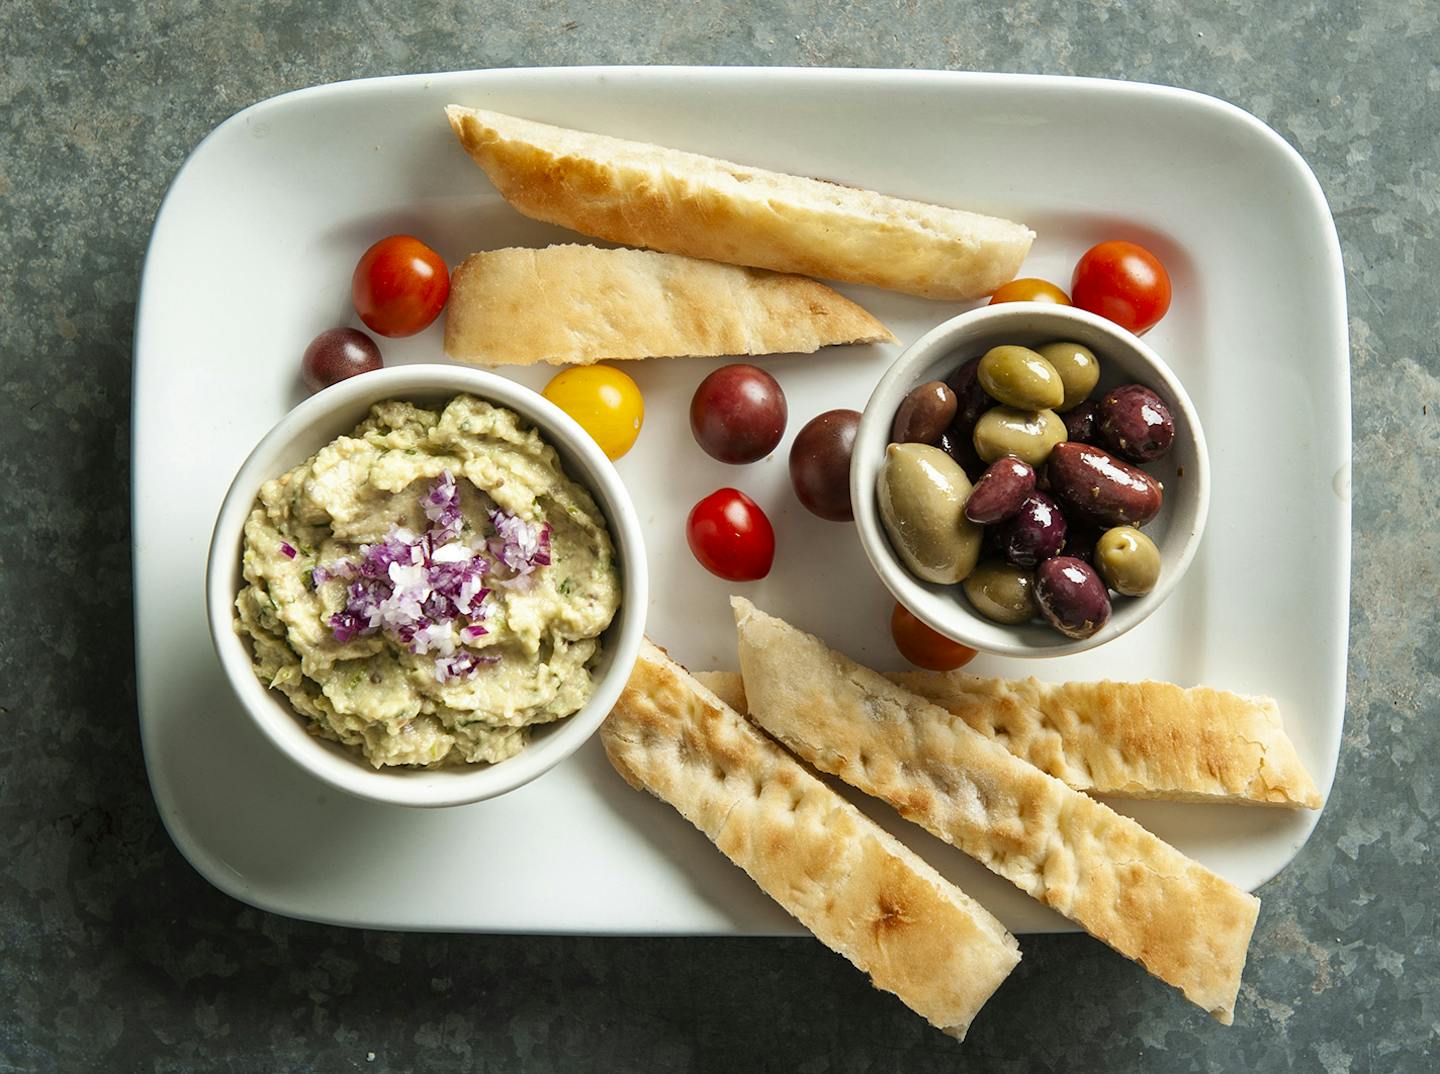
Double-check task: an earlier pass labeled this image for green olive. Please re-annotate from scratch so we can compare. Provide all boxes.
[972,406,1068,465]
[877,443,983,584]
[962,561,1036,625]
[1094,526,1162,596]
[977,346,1065,410]
[1035,341,1101,412]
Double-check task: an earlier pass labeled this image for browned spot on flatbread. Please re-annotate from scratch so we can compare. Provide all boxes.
[873,893,915,935]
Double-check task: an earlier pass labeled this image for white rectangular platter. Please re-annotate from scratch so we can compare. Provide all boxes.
[134,67,1349,934]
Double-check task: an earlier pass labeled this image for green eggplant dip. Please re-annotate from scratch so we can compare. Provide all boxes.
[233,395,622,768]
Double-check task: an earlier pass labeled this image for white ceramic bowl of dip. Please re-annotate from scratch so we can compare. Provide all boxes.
[851,302,1208,658]
[206,365,647,808]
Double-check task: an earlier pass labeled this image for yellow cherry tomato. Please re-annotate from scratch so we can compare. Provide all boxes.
[542,365,644,460]
[989,277,1072,306]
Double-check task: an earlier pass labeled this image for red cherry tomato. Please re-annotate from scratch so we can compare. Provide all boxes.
[989,278,1072,306]
[1070,241,1171,334]
[890,603,978,671]
[686,488,775,581]
[352,235,450,337]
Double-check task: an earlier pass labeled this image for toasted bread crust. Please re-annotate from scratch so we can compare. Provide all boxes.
[443,244,893,367]
[692,670,1320,809]
[446,106,1034,300]
[731,600,1259,1024]
[602,639,1020,1039]
[890,671,1321,808]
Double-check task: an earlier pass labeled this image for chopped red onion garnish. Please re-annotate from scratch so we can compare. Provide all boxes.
[433,649,501,683]
[487,509,552,575]
[280,542,297,559]
[423,470,464,545]
[311,560,355,588]
[358,526,423,581]
[327,579,385,643]
[411,620,459,656]
[312,471,513,680]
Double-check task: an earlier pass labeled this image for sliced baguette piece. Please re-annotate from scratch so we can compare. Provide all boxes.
[731,599,1260,1024]
[443,244,894,367]
[692,671,1321,809]
[602,639,1020,1040]
[446,105,1035,300]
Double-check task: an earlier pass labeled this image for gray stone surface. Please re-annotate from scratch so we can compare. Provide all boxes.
[1,0,1436,1069]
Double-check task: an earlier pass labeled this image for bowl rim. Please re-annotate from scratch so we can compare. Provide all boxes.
[850,301,1210,657]
[204,364,648,808]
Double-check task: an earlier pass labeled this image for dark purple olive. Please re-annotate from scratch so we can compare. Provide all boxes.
[998,491,1067,567]
[1060,521,1103,565]
[1034,556,1112,639]
[1098,384,1175,462]
[946,357,992,434]
[982,517,1007,558]
[1047,442,1164,528]
[891,381,957,445]
[789,409,860,521]
[936,426,984,481]
[301,327,383,392]
[964,457,1036,525]
[1062,400,1100,445]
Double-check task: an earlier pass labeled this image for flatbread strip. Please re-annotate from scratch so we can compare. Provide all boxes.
[731,599,1260,1024]
[446,106,1034,301]
[601,639,1020,1040]
[443,244,894,367]
[892,671,1321,809]
[693,671,1320,809]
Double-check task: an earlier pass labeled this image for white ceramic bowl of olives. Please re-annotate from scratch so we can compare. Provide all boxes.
[851,302,1209,657]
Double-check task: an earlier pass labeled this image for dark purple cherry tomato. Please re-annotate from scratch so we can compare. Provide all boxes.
[789,409,860,521]
[690,364,788,464]
[301,327,383,392]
